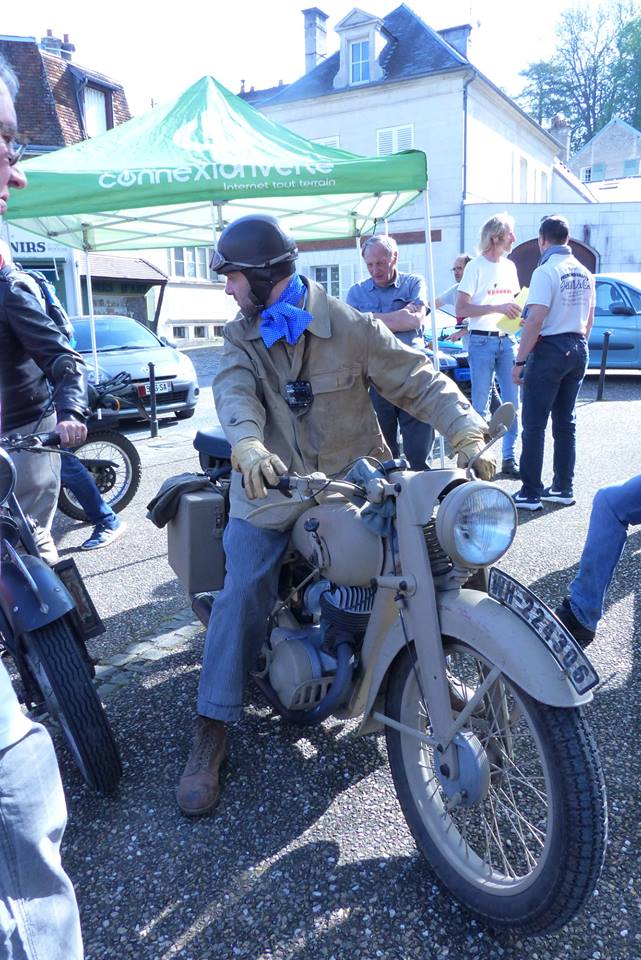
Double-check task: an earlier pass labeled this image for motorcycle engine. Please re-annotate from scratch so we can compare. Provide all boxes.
[268,581,375,710]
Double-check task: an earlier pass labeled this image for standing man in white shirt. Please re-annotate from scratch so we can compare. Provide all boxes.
[511,215,594,511]
[456,214,521,477]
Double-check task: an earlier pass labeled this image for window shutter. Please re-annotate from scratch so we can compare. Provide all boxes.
[339,264,355,299]
[314,136,340,149]
[397,125,414,151]
[623,158,640,177]
[591,162,606,181]
[377,129,394,156]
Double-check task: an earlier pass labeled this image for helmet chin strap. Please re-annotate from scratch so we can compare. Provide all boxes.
[244,262,296,311]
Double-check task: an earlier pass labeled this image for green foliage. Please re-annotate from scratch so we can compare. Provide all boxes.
[516,2,641,151]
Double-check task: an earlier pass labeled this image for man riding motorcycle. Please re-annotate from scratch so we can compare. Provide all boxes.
[177,214,496,817]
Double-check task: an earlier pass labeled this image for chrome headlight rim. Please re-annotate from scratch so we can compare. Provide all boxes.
[0,447,17,506]
[435,480,517,569]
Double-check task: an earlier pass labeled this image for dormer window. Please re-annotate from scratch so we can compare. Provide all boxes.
[350,40,370,84]
[84,86,110,137]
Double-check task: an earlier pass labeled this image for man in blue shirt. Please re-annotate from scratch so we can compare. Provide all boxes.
[346,236,433,469]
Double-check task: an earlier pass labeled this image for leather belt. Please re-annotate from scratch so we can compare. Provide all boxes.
[469,329,505,337]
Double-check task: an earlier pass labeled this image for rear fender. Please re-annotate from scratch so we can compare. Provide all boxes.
[0,554,75,636]
[358,588,590,729]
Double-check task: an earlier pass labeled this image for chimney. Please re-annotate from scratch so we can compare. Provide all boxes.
[61,33,75,61]
[40,29,62,57]
[438,24,472,59]
[303,7,329,74]
[551,113,571,162]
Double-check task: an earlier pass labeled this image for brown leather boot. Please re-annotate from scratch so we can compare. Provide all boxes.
[177,717,227,816]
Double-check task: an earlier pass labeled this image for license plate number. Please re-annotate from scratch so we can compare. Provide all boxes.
[142,380,172,395]
[488,568,599,695]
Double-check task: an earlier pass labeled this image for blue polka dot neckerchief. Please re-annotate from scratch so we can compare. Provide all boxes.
[259,274,313,348]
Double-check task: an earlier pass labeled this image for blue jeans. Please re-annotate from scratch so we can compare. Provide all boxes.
[519,334,588,498]
[468,334,519,460]
[569,474,641,630]
[369,387,434,470]
[60,453,117,527]
[197,519,291,722]
[0,719,83,959]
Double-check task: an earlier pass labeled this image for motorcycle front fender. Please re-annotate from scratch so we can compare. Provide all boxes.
[0,553,75,638]
[358,587,591,730]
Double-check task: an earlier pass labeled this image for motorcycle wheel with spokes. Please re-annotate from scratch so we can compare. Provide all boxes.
[385,641,607,935]
[58,429,142,522]
[24,618,122,794]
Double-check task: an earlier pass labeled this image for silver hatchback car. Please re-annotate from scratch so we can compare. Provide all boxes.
[71,315,200,420]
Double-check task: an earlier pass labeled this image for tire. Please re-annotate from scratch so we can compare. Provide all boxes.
[24,619,122,794]
[175,407,196,420]
[385,641,607,935]
[58,429,142,522]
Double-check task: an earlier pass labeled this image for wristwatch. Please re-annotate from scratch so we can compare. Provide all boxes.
[514,360,527,367]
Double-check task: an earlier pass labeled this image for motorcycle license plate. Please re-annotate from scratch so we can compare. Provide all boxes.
[488,568,599,695]
[141,380,172,395]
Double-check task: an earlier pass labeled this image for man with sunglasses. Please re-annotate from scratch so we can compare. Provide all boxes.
[0,59,88,566]
[176,213,497,817]
[0,54,84,960]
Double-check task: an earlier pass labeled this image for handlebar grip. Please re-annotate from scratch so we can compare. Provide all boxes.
[37,431,61,447]
[264,475,293,498]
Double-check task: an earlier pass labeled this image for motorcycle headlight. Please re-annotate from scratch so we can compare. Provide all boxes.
[435,481,517,568]
[0,448,17,506]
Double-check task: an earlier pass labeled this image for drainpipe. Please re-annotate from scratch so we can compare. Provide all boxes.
[460,72,475,252]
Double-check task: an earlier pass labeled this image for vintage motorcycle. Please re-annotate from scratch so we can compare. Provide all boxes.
[0,431,122,794]
[168,406,607,935]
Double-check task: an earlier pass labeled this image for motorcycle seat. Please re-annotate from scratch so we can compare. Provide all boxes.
[193,427,231,460]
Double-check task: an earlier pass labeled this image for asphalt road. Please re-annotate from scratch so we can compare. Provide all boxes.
[50,352,641,960]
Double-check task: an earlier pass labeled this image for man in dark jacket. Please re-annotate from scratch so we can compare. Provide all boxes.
[1,67,87,564]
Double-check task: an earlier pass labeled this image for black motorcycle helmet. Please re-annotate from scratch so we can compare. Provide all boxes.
[210,214,298,309]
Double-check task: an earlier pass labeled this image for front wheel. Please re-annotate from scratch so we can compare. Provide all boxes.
[58,429,142,522]
[24,619,122,794]
[385,641,607,935]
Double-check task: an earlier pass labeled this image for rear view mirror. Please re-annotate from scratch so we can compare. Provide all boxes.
[611,304,634,316]
[488,403,515,438]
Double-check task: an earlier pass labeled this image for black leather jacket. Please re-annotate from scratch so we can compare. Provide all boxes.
[0,268,88,434]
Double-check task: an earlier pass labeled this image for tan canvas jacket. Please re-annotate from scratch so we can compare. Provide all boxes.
[213,278,484,529]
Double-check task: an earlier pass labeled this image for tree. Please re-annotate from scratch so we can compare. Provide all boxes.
[516,2,641,151]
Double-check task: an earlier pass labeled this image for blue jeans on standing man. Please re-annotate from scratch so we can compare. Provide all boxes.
[519,333,588,498]
[197,518,290,722]
[60,452,118,528]
[468,333,519,461]
[569,474,641,630]
[369,387,434,470]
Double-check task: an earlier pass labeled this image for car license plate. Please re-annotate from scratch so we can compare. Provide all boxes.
[488,568,599,695]
[141,380,172,395]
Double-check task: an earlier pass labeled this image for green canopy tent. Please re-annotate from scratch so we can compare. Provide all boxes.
[6,75,427,251]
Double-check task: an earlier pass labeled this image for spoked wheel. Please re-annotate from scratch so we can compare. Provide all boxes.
[24,618,122,794]
[385,642,607,935]
[58,429,142,521]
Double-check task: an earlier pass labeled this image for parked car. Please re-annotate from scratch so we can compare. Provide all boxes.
[71,315,199,421]
[590,273,641,370]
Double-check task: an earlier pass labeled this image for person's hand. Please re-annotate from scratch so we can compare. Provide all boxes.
[55,419,87,448]
[231,438,287,499]
[512,365,525,386]
[450,425,496,481]
[499,302,521,319]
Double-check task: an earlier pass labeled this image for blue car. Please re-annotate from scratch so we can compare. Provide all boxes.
[590,274,641,370]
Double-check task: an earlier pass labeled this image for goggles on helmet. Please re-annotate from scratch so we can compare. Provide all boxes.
[209,247,298,275]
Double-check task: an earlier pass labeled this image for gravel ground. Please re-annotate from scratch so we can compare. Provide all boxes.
[47,357,641,959]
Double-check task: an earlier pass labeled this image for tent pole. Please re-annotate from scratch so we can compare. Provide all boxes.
[82,233,101,421]
[355,234,363,282]
[422,189,445,466]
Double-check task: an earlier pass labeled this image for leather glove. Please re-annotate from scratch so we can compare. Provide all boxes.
[230,438,287,500]
[450,425,497,481]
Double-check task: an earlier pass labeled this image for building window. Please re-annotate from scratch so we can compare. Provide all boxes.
[314,136,341,149]
[84,86,111,137]
[194,325,208,339]
[540,171,549,202]
[581,163,606,183]
[173,326,187,339]
[313,265,340,297]
[350,40,370,84]
[623,158,640,177]
[168,247,214,280]
[580,166,592,183]
[377,125,414,156]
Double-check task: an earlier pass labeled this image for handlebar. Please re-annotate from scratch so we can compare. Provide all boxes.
[0,430,61,452]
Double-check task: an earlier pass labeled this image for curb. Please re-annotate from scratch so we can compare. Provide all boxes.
[94,606,204,699]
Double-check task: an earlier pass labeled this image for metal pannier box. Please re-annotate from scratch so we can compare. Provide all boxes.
[167,487,227,594]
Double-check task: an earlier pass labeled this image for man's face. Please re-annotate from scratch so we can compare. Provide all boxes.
[497,226,516,255]
[452,257,468,282]
[363,243,397,287]
[0,80,27,216]
[224,270,259,318]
